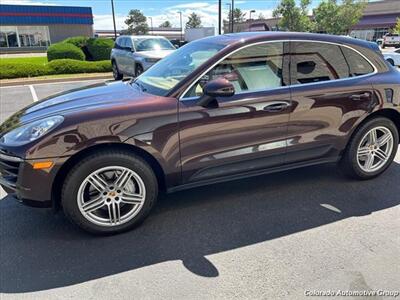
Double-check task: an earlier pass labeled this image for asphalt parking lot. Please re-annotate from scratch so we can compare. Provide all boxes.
[0,78,400,299]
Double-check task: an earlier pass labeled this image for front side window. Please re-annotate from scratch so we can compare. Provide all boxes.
[183,42,286,98]
[134,40,225,96]
[291,42,350,85]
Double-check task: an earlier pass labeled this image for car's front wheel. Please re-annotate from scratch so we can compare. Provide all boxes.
[340,117,398,180]
[112,61,123,80]
[62,150,158,234]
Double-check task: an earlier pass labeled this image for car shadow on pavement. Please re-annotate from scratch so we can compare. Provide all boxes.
[1,162,399,293]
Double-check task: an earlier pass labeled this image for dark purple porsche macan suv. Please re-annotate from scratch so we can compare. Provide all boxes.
[1,32,399,234]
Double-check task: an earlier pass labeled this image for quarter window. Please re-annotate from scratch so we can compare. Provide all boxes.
[183,42,286,98]
[341,46,374,76]
[291,42,350,85]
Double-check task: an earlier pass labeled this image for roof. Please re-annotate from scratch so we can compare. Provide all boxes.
[0,4,93,25]
[200,32,379,51]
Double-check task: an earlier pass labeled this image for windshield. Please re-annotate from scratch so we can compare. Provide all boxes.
[133,38,175,52]
[134,40,226,96]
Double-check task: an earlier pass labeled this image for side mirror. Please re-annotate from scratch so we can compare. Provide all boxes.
[197,78,235,107]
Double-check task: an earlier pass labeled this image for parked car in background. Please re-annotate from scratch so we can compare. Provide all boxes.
[383,48,400,67]
[382,33,400,49]
[111,35,175,80]
[376,38,383,47]
[1,32,399,234]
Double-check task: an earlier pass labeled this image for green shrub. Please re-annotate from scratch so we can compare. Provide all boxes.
[0,59,111,79]
[48,59,112,74]
[47,43,85,62]
[0,62,49,79]
[62,36,89,48]
[86,38,114,61]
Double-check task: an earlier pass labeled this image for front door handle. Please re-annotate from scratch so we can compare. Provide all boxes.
[349,92,371,101]
[263,102,291,112]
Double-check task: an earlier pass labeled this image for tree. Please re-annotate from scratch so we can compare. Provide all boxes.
[314,0,366,35]
[233,8,246,23]
[186,13,202,28]
[395,18,400,34]
[125,9,149,35]
[159,20,172,28]
[273,0,314,32]
[257,13,266,20]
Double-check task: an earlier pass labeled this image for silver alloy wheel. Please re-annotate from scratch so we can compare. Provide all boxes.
[357,126,394,173]
[77,166,146,227]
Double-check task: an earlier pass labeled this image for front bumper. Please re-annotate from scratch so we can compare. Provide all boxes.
[0,149,62,208]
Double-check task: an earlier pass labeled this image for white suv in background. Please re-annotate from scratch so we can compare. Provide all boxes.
[111,35,176,80]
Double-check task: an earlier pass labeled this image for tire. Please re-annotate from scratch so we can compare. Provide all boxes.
[135,64,144,77]
[340,117,399,180]
[382,44,386,49]
[112,61,123,80]
[61,150,158,235]
[387,58,395,66]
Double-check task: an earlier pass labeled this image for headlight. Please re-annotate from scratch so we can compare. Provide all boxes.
[145,58,159,63]
[0,116,64,146]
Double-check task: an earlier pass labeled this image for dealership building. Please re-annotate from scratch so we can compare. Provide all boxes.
[0,4,93,52]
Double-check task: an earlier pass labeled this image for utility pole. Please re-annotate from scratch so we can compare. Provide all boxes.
[249,10,255,21]
[231,0,234,33]
[218,0,222,35]
[179,11,183,41]
[111,0,117,39]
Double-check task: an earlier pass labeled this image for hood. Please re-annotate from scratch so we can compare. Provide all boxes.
[137,50,174,59]
[0,81,154,135]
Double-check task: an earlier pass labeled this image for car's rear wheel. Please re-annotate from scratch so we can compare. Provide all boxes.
[112,61,123,80]
[135,64,143,77]
[62,150,158,234]
[387,58,395,66]
[340,117,398,180]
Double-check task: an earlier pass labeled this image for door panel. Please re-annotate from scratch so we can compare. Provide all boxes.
[286,41,375,163]
[178,42,291,183]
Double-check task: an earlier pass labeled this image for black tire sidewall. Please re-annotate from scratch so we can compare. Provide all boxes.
[62,151,158,235]
[345,118,399,179]
[112,61,123,80]
[135,64,143,77]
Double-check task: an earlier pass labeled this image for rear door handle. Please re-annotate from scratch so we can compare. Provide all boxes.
[263,102,291,112]
[349,92,371,101]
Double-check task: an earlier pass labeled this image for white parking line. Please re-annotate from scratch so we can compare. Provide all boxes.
[0,78,111,89]
[29,85,39,102]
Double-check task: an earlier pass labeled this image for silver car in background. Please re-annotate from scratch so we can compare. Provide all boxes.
[111,35,176,80]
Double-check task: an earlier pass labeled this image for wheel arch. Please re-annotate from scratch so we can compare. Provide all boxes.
[51,142,166,210]
[347,108,400,150]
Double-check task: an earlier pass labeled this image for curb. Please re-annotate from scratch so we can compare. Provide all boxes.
[0,74,113,87]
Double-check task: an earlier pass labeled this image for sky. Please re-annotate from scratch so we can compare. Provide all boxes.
[1,0,366,30]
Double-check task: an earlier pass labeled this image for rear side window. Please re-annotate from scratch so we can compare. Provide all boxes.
[341,47,374,76]
[291,42,350,85]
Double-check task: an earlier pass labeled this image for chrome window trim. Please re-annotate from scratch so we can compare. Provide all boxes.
[179,39,378,101]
